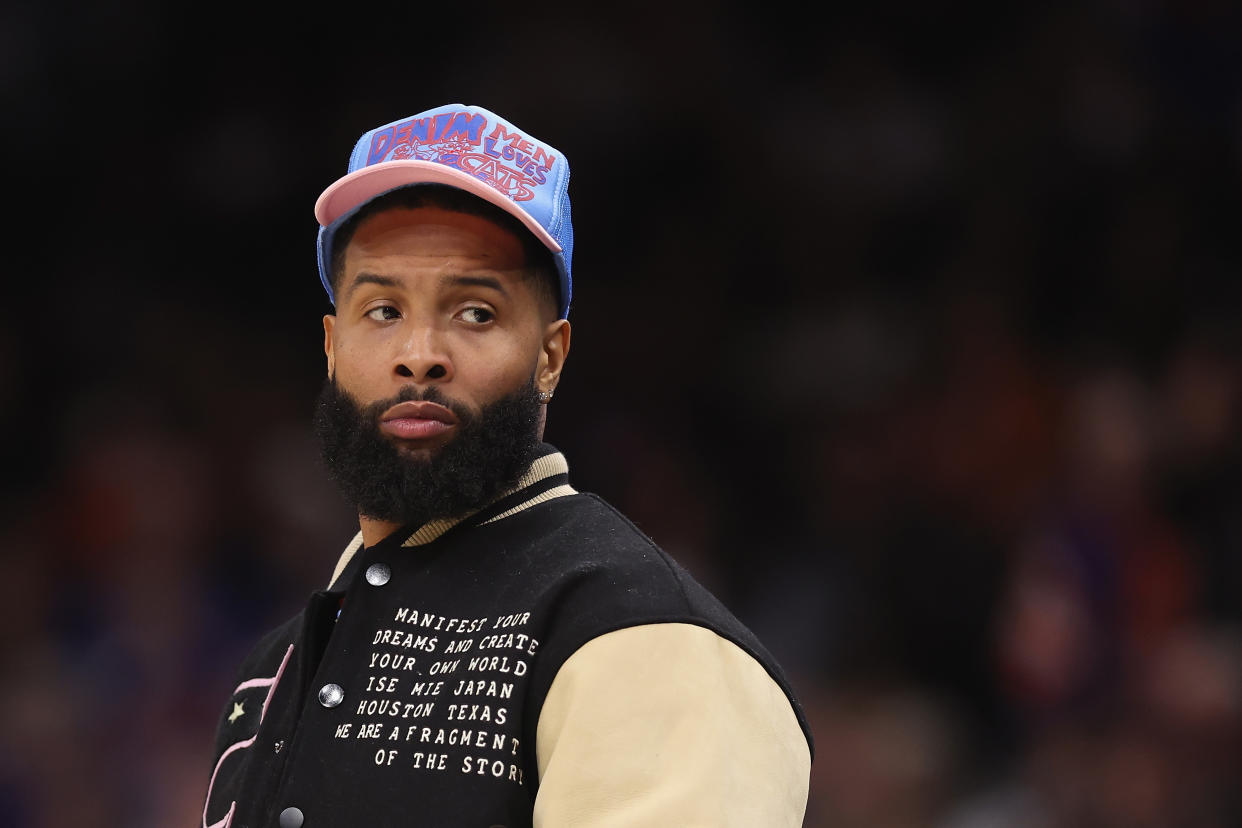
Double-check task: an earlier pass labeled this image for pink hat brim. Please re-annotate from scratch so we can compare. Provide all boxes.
[313,160,562,253]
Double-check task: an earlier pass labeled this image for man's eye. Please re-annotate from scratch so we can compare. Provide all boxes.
[459,307,495,324]
[365,305,401,321]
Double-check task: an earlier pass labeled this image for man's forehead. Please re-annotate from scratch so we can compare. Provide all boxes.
[344,206,530,268]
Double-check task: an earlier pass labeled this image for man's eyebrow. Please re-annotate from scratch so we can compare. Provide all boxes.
[442,274,510,297]
[343,272,399,302]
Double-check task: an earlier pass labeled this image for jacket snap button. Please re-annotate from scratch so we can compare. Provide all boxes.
[318,683,344,708]
[278,806,304,827]
[365,563,391,586]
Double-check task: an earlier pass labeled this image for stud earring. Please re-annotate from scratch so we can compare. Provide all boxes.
[538,389,554,403]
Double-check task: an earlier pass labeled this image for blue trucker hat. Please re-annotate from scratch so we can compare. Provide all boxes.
[314,103,573,318]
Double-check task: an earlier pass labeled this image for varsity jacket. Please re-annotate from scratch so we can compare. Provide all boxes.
[202,445,813,827]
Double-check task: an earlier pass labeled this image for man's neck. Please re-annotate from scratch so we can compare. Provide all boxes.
[359,515,403,548]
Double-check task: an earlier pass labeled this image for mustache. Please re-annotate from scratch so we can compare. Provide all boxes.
[331,378,475,426]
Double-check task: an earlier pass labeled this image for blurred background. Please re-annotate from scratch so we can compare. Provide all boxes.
[2,1,1240,825]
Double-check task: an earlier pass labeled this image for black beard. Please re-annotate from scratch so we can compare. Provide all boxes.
[312,376,542,529]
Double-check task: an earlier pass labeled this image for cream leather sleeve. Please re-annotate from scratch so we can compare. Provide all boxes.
[533,623,811,827]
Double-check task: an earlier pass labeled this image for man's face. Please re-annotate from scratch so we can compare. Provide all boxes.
[319,205,570,523]
[324,205,568,452]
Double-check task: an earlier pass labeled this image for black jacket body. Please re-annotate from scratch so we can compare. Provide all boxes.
[203,448,811,827]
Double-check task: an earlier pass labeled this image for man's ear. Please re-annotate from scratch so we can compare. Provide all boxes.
[323,314,336,379]
[537,318,571,395]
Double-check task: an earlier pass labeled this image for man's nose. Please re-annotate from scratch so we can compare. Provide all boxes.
[393,325,453,383]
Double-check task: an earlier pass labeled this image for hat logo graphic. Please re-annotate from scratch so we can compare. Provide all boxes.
[362,112,554,206]
[457,153,536,201]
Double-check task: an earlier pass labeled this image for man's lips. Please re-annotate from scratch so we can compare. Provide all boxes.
[379,401,459,441]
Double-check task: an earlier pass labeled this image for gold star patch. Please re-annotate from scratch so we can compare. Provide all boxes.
[228,701,246,723]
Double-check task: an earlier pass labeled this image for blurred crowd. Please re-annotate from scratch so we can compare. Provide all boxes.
[2,1,1240,826]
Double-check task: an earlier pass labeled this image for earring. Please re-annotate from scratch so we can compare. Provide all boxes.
[538,389,554,403]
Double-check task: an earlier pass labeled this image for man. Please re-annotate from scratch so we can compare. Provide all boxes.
[202,103,812,828]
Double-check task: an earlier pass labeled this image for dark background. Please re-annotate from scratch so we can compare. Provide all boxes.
[2,1,1240,825]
